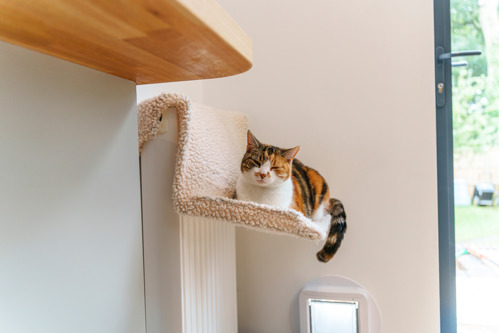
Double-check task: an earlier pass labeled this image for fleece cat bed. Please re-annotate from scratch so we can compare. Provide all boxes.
[138,93,331,241]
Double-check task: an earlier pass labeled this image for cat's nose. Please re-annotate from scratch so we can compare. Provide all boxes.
[258,172,270,179]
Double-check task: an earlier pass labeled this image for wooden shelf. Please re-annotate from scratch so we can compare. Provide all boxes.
[0,0,252,84]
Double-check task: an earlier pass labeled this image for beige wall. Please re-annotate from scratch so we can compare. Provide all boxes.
[137,0,440,331]
[202,0,440,332]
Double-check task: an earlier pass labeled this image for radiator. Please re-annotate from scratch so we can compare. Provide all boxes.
[180,216,238,333]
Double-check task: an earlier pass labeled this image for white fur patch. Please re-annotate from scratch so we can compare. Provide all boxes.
[236,171,293,209]
[259,160,271,176]
[312,202,328,221]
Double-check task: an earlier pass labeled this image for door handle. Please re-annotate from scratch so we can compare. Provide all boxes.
[435,47,482,107]
[438,50,481,61]
[452,61,468,67]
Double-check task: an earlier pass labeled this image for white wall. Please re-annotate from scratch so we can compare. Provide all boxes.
[201,0,440,332]
[137,82,203,333]
[0,42,145,333]
[139,107,183,333]
[137,81,203,104]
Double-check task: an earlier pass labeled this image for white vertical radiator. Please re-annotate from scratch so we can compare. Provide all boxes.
[140,108,238,332]
[180,216,238,333]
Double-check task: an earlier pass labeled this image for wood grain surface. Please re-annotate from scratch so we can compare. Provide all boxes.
[0,0,253,84]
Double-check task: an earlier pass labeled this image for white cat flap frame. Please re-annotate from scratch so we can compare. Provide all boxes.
[299,276,382,333]
[137,92,332,241]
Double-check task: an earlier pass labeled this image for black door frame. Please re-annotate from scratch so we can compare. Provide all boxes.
[434,0,457,331]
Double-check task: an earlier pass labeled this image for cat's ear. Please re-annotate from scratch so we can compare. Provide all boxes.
[246,130,261,151]
[283,146,300,162]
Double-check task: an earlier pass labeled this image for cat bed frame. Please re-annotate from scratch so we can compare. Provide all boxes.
[138,93,331,241]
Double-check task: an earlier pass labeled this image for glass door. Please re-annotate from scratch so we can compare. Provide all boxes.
[435,0,499,332]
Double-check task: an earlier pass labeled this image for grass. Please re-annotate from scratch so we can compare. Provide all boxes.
[455,205,499,244]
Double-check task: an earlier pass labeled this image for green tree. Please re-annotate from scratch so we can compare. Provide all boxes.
[452,70,499,155]
[451,0,486,76]
[451,0,499,156]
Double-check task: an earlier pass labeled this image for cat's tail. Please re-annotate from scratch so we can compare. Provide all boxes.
[316,198,347,263]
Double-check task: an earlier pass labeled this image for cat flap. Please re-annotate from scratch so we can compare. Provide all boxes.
[138,92,331,241]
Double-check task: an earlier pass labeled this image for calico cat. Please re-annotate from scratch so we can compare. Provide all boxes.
[236,130,347,263]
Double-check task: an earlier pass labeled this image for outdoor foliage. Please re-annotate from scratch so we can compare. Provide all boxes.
[452,70,499,154]
[451,0,499,155]
[451,0,486,74]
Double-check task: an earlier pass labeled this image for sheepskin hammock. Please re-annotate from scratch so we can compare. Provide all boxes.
[137,92,331,241]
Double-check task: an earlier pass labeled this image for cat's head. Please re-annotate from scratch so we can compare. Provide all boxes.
[240,130,300,187]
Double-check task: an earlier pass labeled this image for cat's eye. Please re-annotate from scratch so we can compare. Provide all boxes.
[271,167,279,171]
[267,147,275,154]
